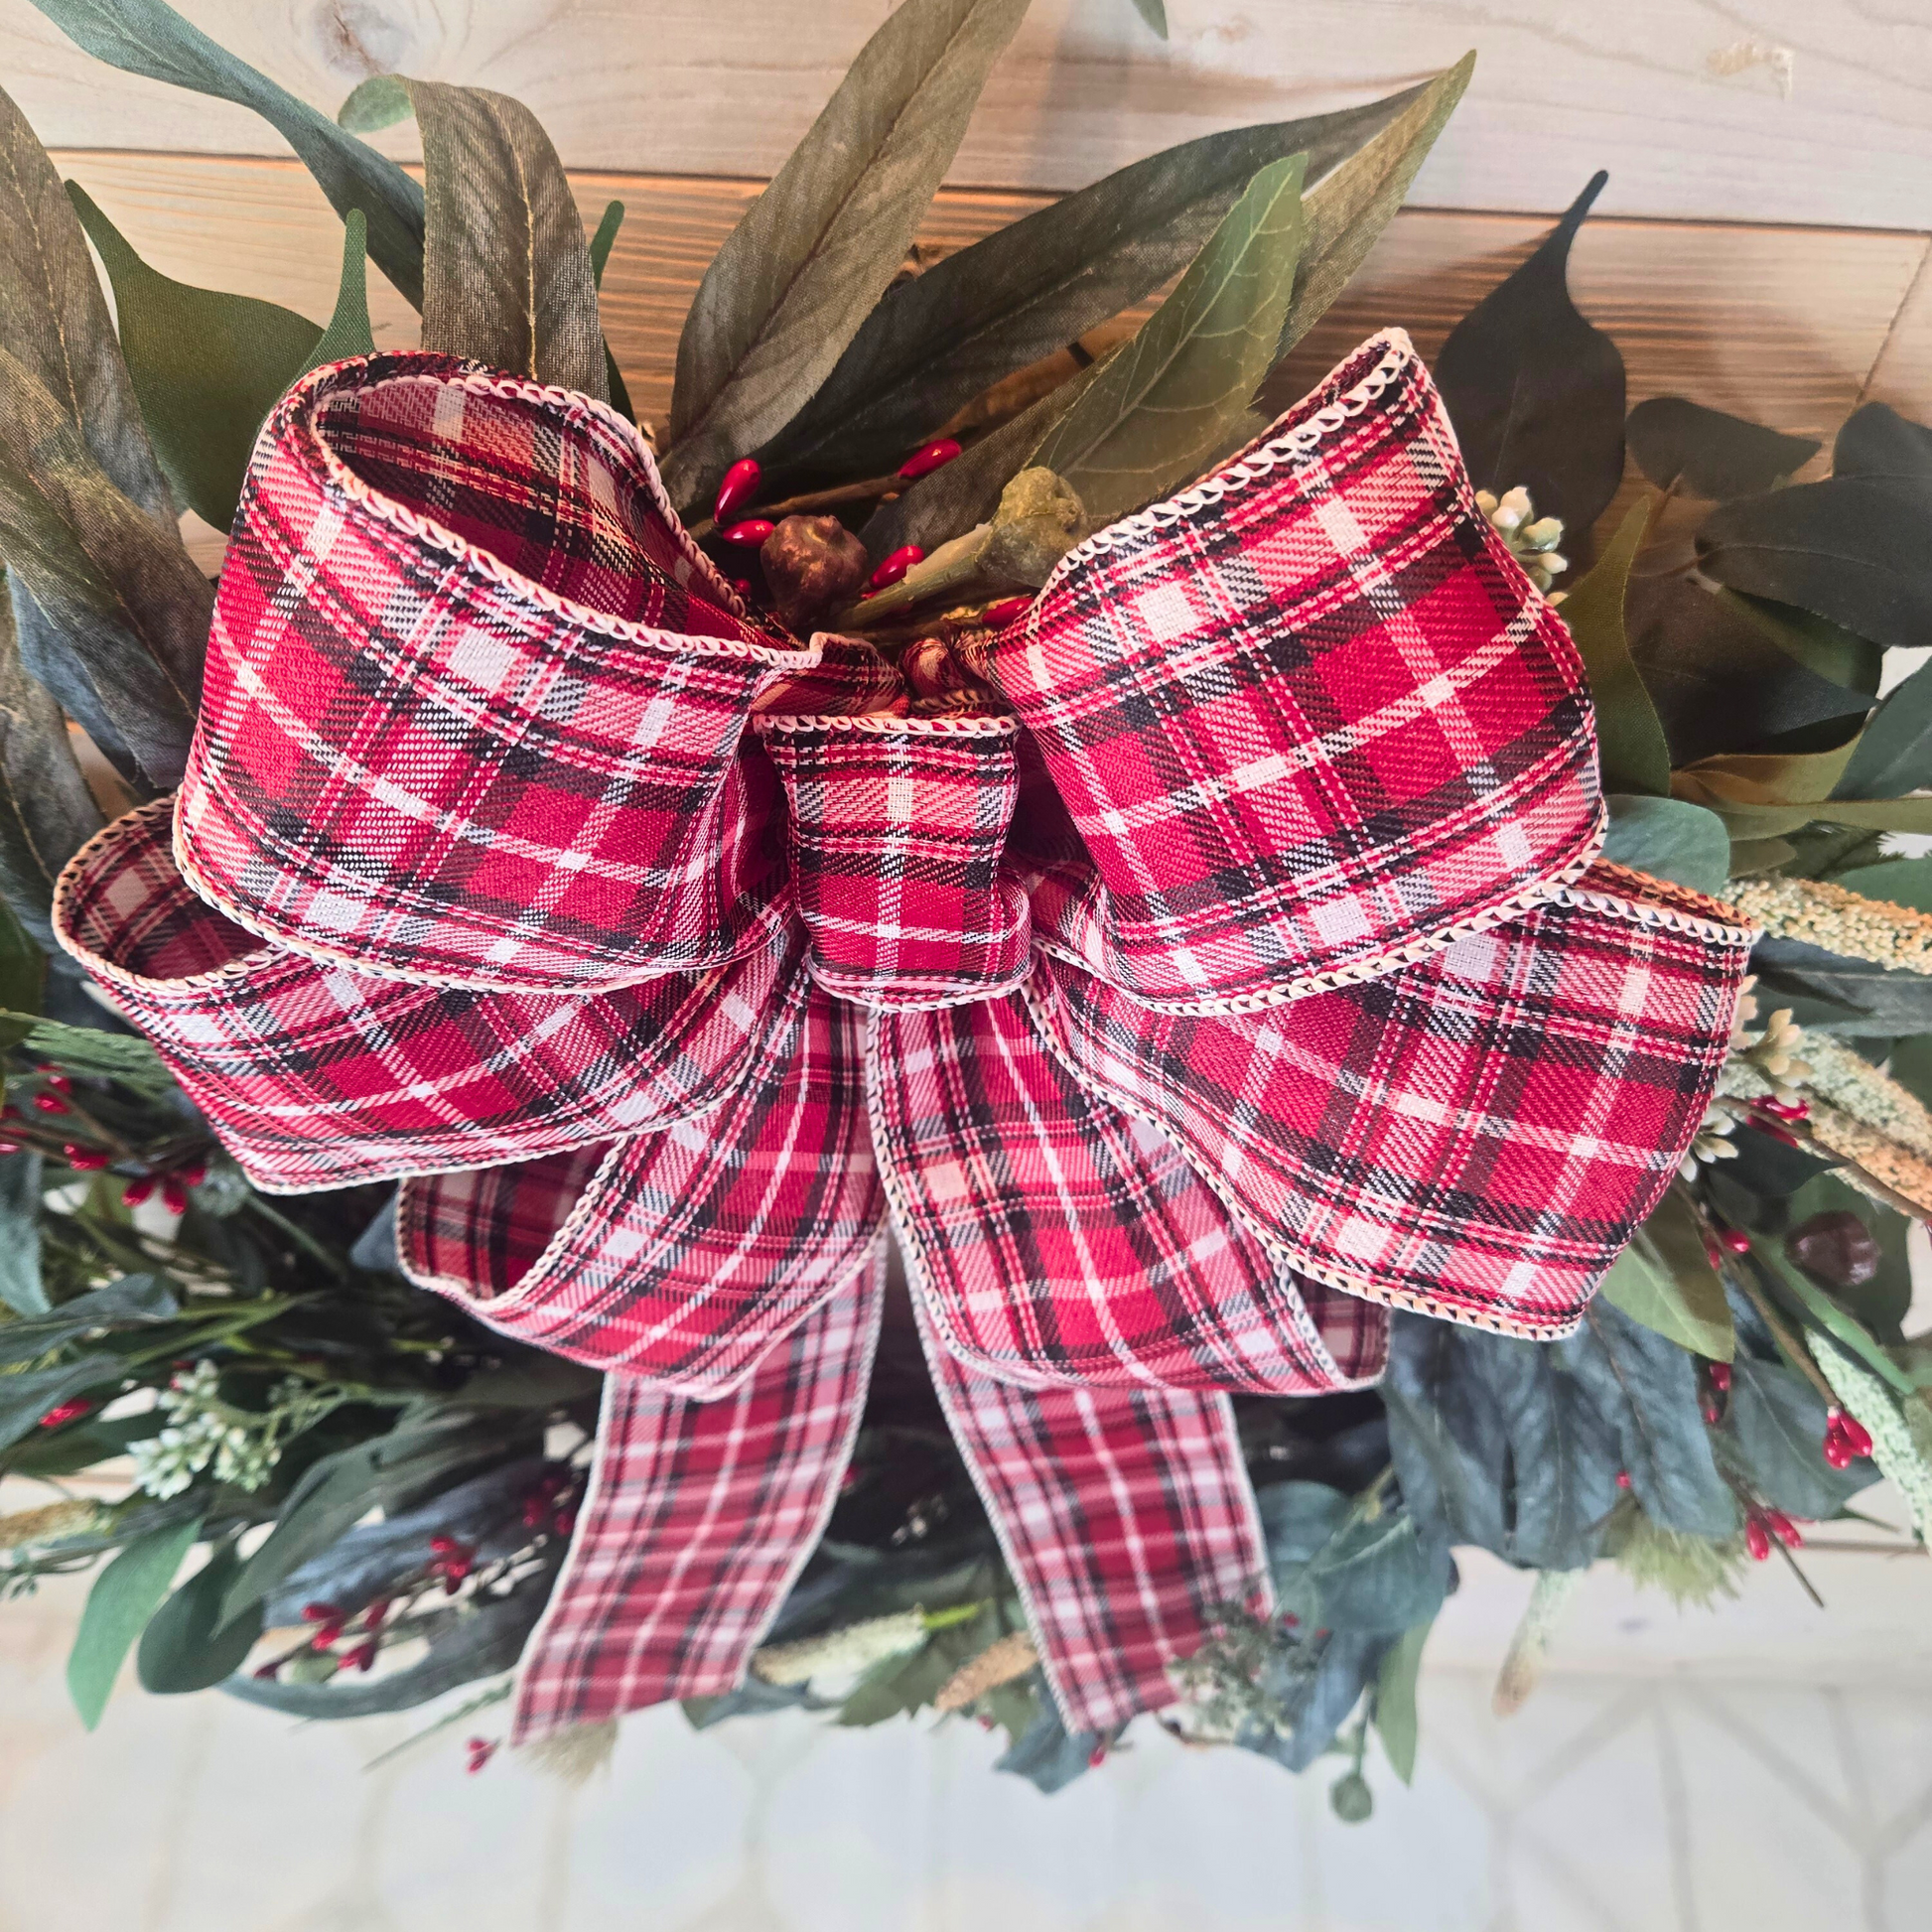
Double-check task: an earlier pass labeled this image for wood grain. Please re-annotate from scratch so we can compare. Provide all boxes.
[6,1,1932,228]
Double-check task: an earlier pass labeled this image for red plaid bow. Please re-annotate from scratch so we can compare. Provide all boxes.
[54,335,1753,1741]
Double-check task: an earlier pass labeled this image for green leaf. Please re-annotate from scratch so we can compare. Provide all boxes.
[30,0,425,309]
[1255,55,1475,408]
[1372,1618,1431,1784]
[1836,857,1932,912]
[67,1515,201,1727]
[1599,1187,1734,1361]
[1671,735,1863,841]
[301,209,375,374]
[137,1537,263,1693]
[1600,795,1731,896]
[0,1353,137,1449]
[1719,591,1882,696]
[1129,0,1169,35]
[336,73,411,134]
[1307,1505,1449,1636]
[0,345,209,787]
[0,1272,179,1364]
[659,0,1032,512]
[1834,655,1932,799]
[0,588,103,944]
[1751,936,1932,1035]
[219,1439,387,1622]
[1031,157,1306,528]
[587,202,623,288]
[340,77,605,399]
[1433,172,1626,540]
[1625,397,1818,499]
[1833,401,1932,486]
[1757,1239,1915,1395]
[1559,495,1670,795]
[760,79,1448,493]
[0,1009,173,1094]
[65,184,320,531]
[1726,1349,1874,1519]
[0,890,43,1020]
[0,1149,46,1314]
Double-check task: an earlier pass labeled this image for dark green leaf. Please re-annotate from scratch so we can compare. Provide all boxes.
[1626,397,1817,498]
[0,1353,130,1449]
[683,1676,823,1729]
[0,890,42,1021]
[0,1010,173,1094]
[1433,172,1625,540]
[1372,1618,1432,1784]
[761,80,1443,492]
[1751,934,1932,1035]
[66,184,320,531]
[67,1514,201,1727]
[1726,1349,1874,1518]
[3,1408,160,1478]
[1256,1479,1349,1571]
[1784,1173,1912,1342]
[1757,1240,1915,1395]
[1601,795,1731,896]
[1559,495,1670,794]
[1030,156,1306,527]
[220,1439,387,1621]
[30,0,425,309]
[0,1149,45,1315]
[996,1697,1102,1793]
[1128,0,1168,35]
[1833,401,1932,486]
[1834,656,1932,799]
[1600,1188,1735,1361]
[660,0,1031,512]
[301,208,375,374]
[1719,591,1882,696]
[1308,1506,1450,1635]
[1266,1630,1386,1771]
[1380,1314,1511,1556]
[341,77,605,400]
[137,1538,263,1693]
[1834,857,1932,912]
[587,202,623,288]
[0,1271,178,1364]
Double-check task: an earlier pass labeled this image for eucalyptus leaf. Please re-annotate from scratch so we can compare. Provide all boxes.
[301,208,376,374]
[0,1271,178,1364]
[660,0,1031,512]
[1600,795,1731,896]
[66,184,321,531]
[340,77,605,400]
[1834,857,1932,912]
[1626,397,1818,499]
[137,1538,263,1694]
[337,73,411,134]
[0,1149,46,1315]
[1558,495,1670,795]
[1031,155,1306,526]
[1600,1187,1734,1361]
[1433,172,1625,541]
[1129,0,1168,35]
[219,1438,388,1621]
[760,79,1444,492]
[1372,1618,1432,1784]
[1833,655,1932,800]
[1747,935,1932,1035]
[30,0,426,309]
[67,1515,202,1727]
[0,1353,131,1449]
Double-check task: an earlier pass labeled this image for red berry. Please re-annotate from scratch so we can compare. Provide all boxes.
[1767,1510,1804,1549]
[161,1175,190,1215]
[1087,1745,1108,1769]
[731,577,753,597]
[429,1535,463,1557]
[1745,1518,1771,1562]
[523,1495,547,1528]
[869,544,925,590]
[981,595,1032,629]
[37,1398,90,1429]
[43,1073,70,1093]
[713,458,761,525]
[1834,1410,1874,1459]
[63,1144,108,1171]
[179,1159,208,1188]
[253,1661,280,1681]
[898,438,962,481]
[311,1623,345,1649]
[1722,1228,1752,1256]
[122,1174,155,1207]
[1708,1362,1731,1392]
[301,1601,343,1623]
[1822,1433,1855,1470]
[1702,1401,1722,1425]
[33,1092,69,1115]
[1761,1098,1810,1122]
[1615,1469,1633,1489]
[0,1141,21,1157]
[719,518,775,547]
[1,1103,19,1119]
[343,1640,378,1673]
[466,1738,496,1775]
[552,1508,577,1539]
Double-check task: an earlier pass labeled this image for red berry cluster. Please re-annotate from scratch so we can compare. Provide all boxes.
[520,1465,581,1540]
[466,1735,497,1775]
[1822,1406,1873,1469]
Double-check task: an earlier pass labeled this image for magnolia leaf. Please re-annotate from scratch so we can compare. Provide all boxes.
[1699,476,1932,651]
[1671,735,1863,839]
[337,77,604,400]
[1372,1618,1431,1785]
[1558,495,1670,795]
[1031,157,1306,526]
[0,346,207,786]
[1600,1187,1734,1361]
[1834,856,1932,912]
[760,78,1443,492]
[1600,795,1731,895]
[301,208,376,374]
[1626,397,1818,499]
[660,0,1031,512]
[68,1515,202,1727]
[1433,172,1625,540]
[1624,575,1871,766]
[1833,401,1932,485]
[30,0,425,308]
[1255,55,1474,409]
[1379,1315,1511,1556]
[0,1150,46,1315]
[1719,591,1882,696]
[7,574,137,787]
[0,588,101,943]
[1751,935,1932,1035]
[137,1538,263,1694]
[1833,655,1932,800]
[1307,1505,1450,1636]
[66,184,320,531]
[1129,0,1169,35]
[1725,1350,1874,1520]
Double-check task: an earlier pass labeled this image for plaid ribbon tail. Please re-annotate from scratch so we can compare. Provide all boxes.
[910,1284,1272,1733]
[511,1240,886,1745]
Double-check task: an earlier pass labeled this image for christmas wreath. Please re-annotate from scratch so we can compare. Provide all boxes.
[3,0,1930,1814]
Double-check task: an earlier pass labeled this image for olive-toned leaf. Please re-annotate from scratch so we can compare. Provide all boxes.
[1373,1618,1431,1784]
[0,891,41,1021]
[760,79,1444,492]
[1432,172,1625,541]
[1698,477,1932,652]
[0,1150,46,1316]
[1254,55,1474,411]
[1833,401,1932,486]
[660,0,1032,512]
[339,76,605,400]
[1833,655,1932,800]
[66,184,320,531]
[1626,397,1818,499]
[137,1538,263,1694]
[1600,1187,1734,1361]
[0,83,171,520]
[1719,591,1882,697]
[0,346,208,786]
[1030,157,1306,527]
[67,1514,202,1727]
[0,587,101,944]
[1558,495,1670,795]
[30,0,426,309]
[7,575,137,788]
[1129,0,1169,35]
[1624,575,1870,766]
[1759,1239,1916,1395]
[1600,795,1731,896]
[301,208,376,374]
[1671,735,1862,840]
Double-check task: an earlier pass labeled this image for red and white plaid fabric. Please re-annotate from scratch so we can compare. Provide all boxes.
[756,713,1031,1008]
[52,341,1754,1746]
[992,331,1603,1012]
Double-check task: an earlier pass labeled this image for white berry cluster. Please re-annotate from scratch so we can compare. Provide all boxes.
[1477,487,1569,600]
[130,1363,342,1500]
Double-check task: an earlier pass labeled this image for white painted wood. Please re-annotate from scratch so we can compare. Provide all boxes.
[2,0,1928,227]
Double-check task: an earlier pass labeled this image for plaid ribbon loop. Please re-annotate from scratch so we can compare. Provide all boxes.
[53,339,1754,1747]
